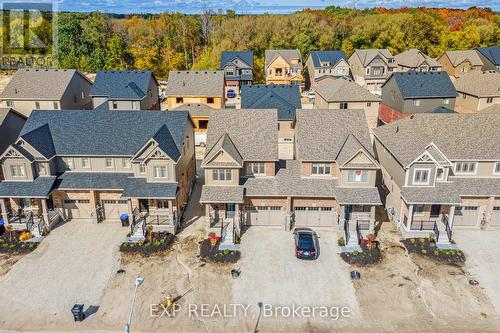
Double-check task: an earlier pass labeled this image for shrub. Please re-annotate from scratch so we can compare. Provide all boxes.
[338,237,346,246]
[410,238,416,244]
[419,238,426,244]
[421,249,427,254]
[433,250,439,256]
[223,249,231,255]
[353,250,360,256]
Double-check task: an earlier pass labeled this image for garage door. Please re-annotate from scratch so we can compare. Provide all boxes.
[102,199,129,220]
[492,207,500,226]
[63,199,92,220]
[453,206,479,226]
[244,206,284,226]
[294,207,336,227]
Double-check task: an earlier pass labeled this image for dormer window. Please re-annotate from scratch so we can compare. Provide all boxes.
[348,170,368,183]
[413,169,430,185]
[436,168,445,181]
[213,169,231,181]
[62,157,74,170]
[455,162,476,174]
[312,163,331,175]
[10,165,26,177]
[246,162,265,176]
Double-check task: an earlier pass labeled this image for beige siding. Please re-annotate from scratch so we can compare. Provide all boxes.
[167,96,224,109]
[338,169,377,187]
[373,138,405,188]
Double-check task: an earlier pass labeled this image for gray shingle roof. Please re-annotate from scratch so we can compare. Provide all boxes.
[203,109,278,162]
[19,110,189,161]
[265,49,302,68]
[240,84,301,120]
[171,103,214,117]
[295,109,374,161]
[479,104,500,113]
[200,185,244,203]
[387,71,457,98]
[336,134,378,167]
[395,49,441,68]
[165,71,224,97]
[203,133,243,167]
[220,51,253,68]
[444,50,484,67]
[315,78,380,102]
[0,176,57,198]
[476,46,500,66]
[454,70,500,97]
[353,49,396,67]
[90,70,156,100]
[309,50,348,68]
[373,113,500,167]
[0,69,90,100]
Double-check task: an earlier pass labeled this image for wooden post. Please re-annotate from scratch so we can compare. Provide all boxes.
[407,204,414,231]
[41,198,49,227]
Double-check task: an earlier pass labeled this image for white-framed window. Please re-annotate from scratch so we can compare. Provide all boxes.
[312,163,331,175]
[225,67,234,76]
[35,101,40,109]
[367,102,372,107]
[455,162,477,174]
[81,158,91,169]
[112,101,118,109]
[442,98,449,105]
[246,162,265,176]
[153,165,167,178]
[6,101,14,107]
[37,162,48,175]
[347,169,368,182]
[414,204,425,215]
[157,200,169,209]
[122,159,131,168]
[53,102,59,109]
[413,168,430,185]
[493,162,500,175]
[213,169,232,181]
[10,164,26,177]
[336,68,345,75]
[486,97,493,103]
[105,158,114,168]
[436,168,445,181]
[62,157,74,170]
[339,102,348,109]
[413,99,421,106]
[81,91,85,99]
[139,163,146,174]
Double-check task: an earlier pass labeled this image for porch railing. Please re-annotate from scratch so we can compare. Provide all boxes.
[357,219,371,231]
[433,221,440,242]
[443,215,452,242]
[343,219,350,245]
[410,220,436,231]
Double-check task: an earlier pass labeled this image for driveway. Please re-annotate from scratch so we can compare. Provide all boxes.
[0,219,128,329]
[233,228,359,320]
[454,229,500,314]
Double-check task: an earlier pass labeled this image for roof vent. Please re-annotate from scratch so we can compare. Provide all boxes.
[182,81,186,86]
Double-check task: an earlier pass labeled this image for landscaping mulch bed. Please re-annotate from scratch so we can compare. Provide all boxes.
[120,232,176,256]
[0,230,39,255]
[199,239,240,264]
[402,238,465,266]
[340,242,382,266]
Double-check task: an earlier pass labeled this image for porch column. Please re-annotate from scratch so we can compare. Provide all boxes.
[339,206,346,236]
[448,205,456,229]
[285,196,292,231]
[487,197,495,225]
[41,198,49,227]
[0,199,9,226]
[407,204,414,231]
[90,190,98,224]
[205,204,210,223]
[369,205,376,233]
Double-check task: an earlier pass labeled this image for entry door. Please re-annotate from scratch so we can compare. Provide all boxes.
[344,205,352,221]
[139,199,149,213]
[430,205,441,218]
[226,204,235,218]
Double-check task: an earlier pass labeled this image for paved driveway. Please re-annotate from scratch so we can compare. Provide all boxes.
[233,228,359,318]
[0,219,128,329]
[454,229,500,314]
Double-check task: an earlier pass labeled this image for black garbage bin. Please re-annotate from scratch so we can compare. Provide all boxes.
[120,214,129,227]
[71,304,85,322]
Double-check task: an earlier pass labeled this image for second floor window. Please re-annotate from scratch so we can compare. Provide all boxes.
[139,164,146,174]
[348,170,368,182]
[199,120,208,129]
[340,102,348,109]
[176,97,183,104]
[81,158,91,169]
[213,169,232,181]
[312,163,331,175]
[122,159,131,168]
[442,98,449,105]
[455,162,476,174]
[494,163,500,175]
[207,97,214,104]
[112,101,118,109]
[487,97,493,103]
[153,166,167,178]
[226,67,234,76]
[372,66,384,76]
[6,101,14,107]
[10,165,25,177]
[105,158,114,168]
[413,99,421,106]
[62,157,73,170]
[246,162,265,176]
[53,102,59,109]
[413,169,430,185]
[35,102,40,109]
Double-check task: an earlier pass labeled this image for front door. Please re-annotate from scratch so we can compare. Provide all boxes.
[226,204,235,219]
[430,205,441,218]
[344,205,352,221]
[139,199,149,213]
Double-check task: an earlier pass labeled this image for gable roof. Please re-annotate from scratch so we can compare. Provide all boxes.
[309,50,348,68]
[479,104,500,113]
[295,109,373,161]
[454,70,500,98]
[203,109,278,162]
[387,71,457,98]
[220,51,253,68]
[315,77,380,102]
[336,134,378,167]
[203,133,244,167]
[443,50,483,67]
[0,68,91,100]
[172,103,214,117]
[90,70,156,100]
[0,108,25,124]
[373,113,500,167]
[265,49,302,68]
[18,110,189,161]
[352,49,396,67]
[240,84,301,120]
[475,46,500,66]
[165,71,224,97]
[395,49,441,68]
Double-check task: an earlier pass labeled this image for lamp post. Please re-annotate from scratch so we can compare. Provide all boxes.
[125,277,144,333]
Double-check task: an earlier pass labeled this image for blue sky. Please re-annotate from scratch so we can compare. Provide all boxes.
[19,0,500,14]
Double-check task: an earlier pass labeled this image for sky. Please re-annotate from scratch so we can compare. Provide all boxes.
[14,0,500,14]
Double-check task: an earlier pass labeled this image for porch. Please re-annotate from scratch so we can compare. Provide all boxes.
[128,198,178,238]
[401,203,455,245]
[340,205,377,250]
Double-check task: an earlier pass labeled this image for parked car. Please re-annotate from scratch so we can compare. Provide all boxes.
[293,228,319,260]
[227,89,236,98]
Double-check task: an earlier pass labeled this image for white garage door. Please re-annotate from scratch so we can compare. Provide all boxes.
[294,207,336,227]
[454,206,479,226]
[102,199,129,220]
[492,207,500,226]
[63,199,92,220]
[244,206,284,226]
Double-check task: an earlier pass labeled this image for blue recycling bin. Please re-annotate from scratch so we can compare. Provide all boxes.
[120,214,129,227]
[0,219,4,235]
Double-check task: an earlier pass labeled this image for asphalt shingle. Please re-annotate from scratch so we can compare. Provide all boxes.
[454,70,500,97]
[476,46,500,66]
[388,71,457,99]
[220,51,253,68]
[0,176,57,198]
[166,71,224,97]
[309,50,348,68]
[90,70,156,100]
[240,84,301,120]
[315,78,380,102]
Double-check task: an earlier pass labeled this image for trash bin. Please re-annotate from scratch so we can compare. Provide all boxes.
[120,214,129,227]
[71,304,85,322]
[0,219,4,235]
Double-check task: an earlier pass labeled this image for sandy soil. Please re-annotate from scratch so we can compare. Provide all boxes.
[0,254,21,277]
